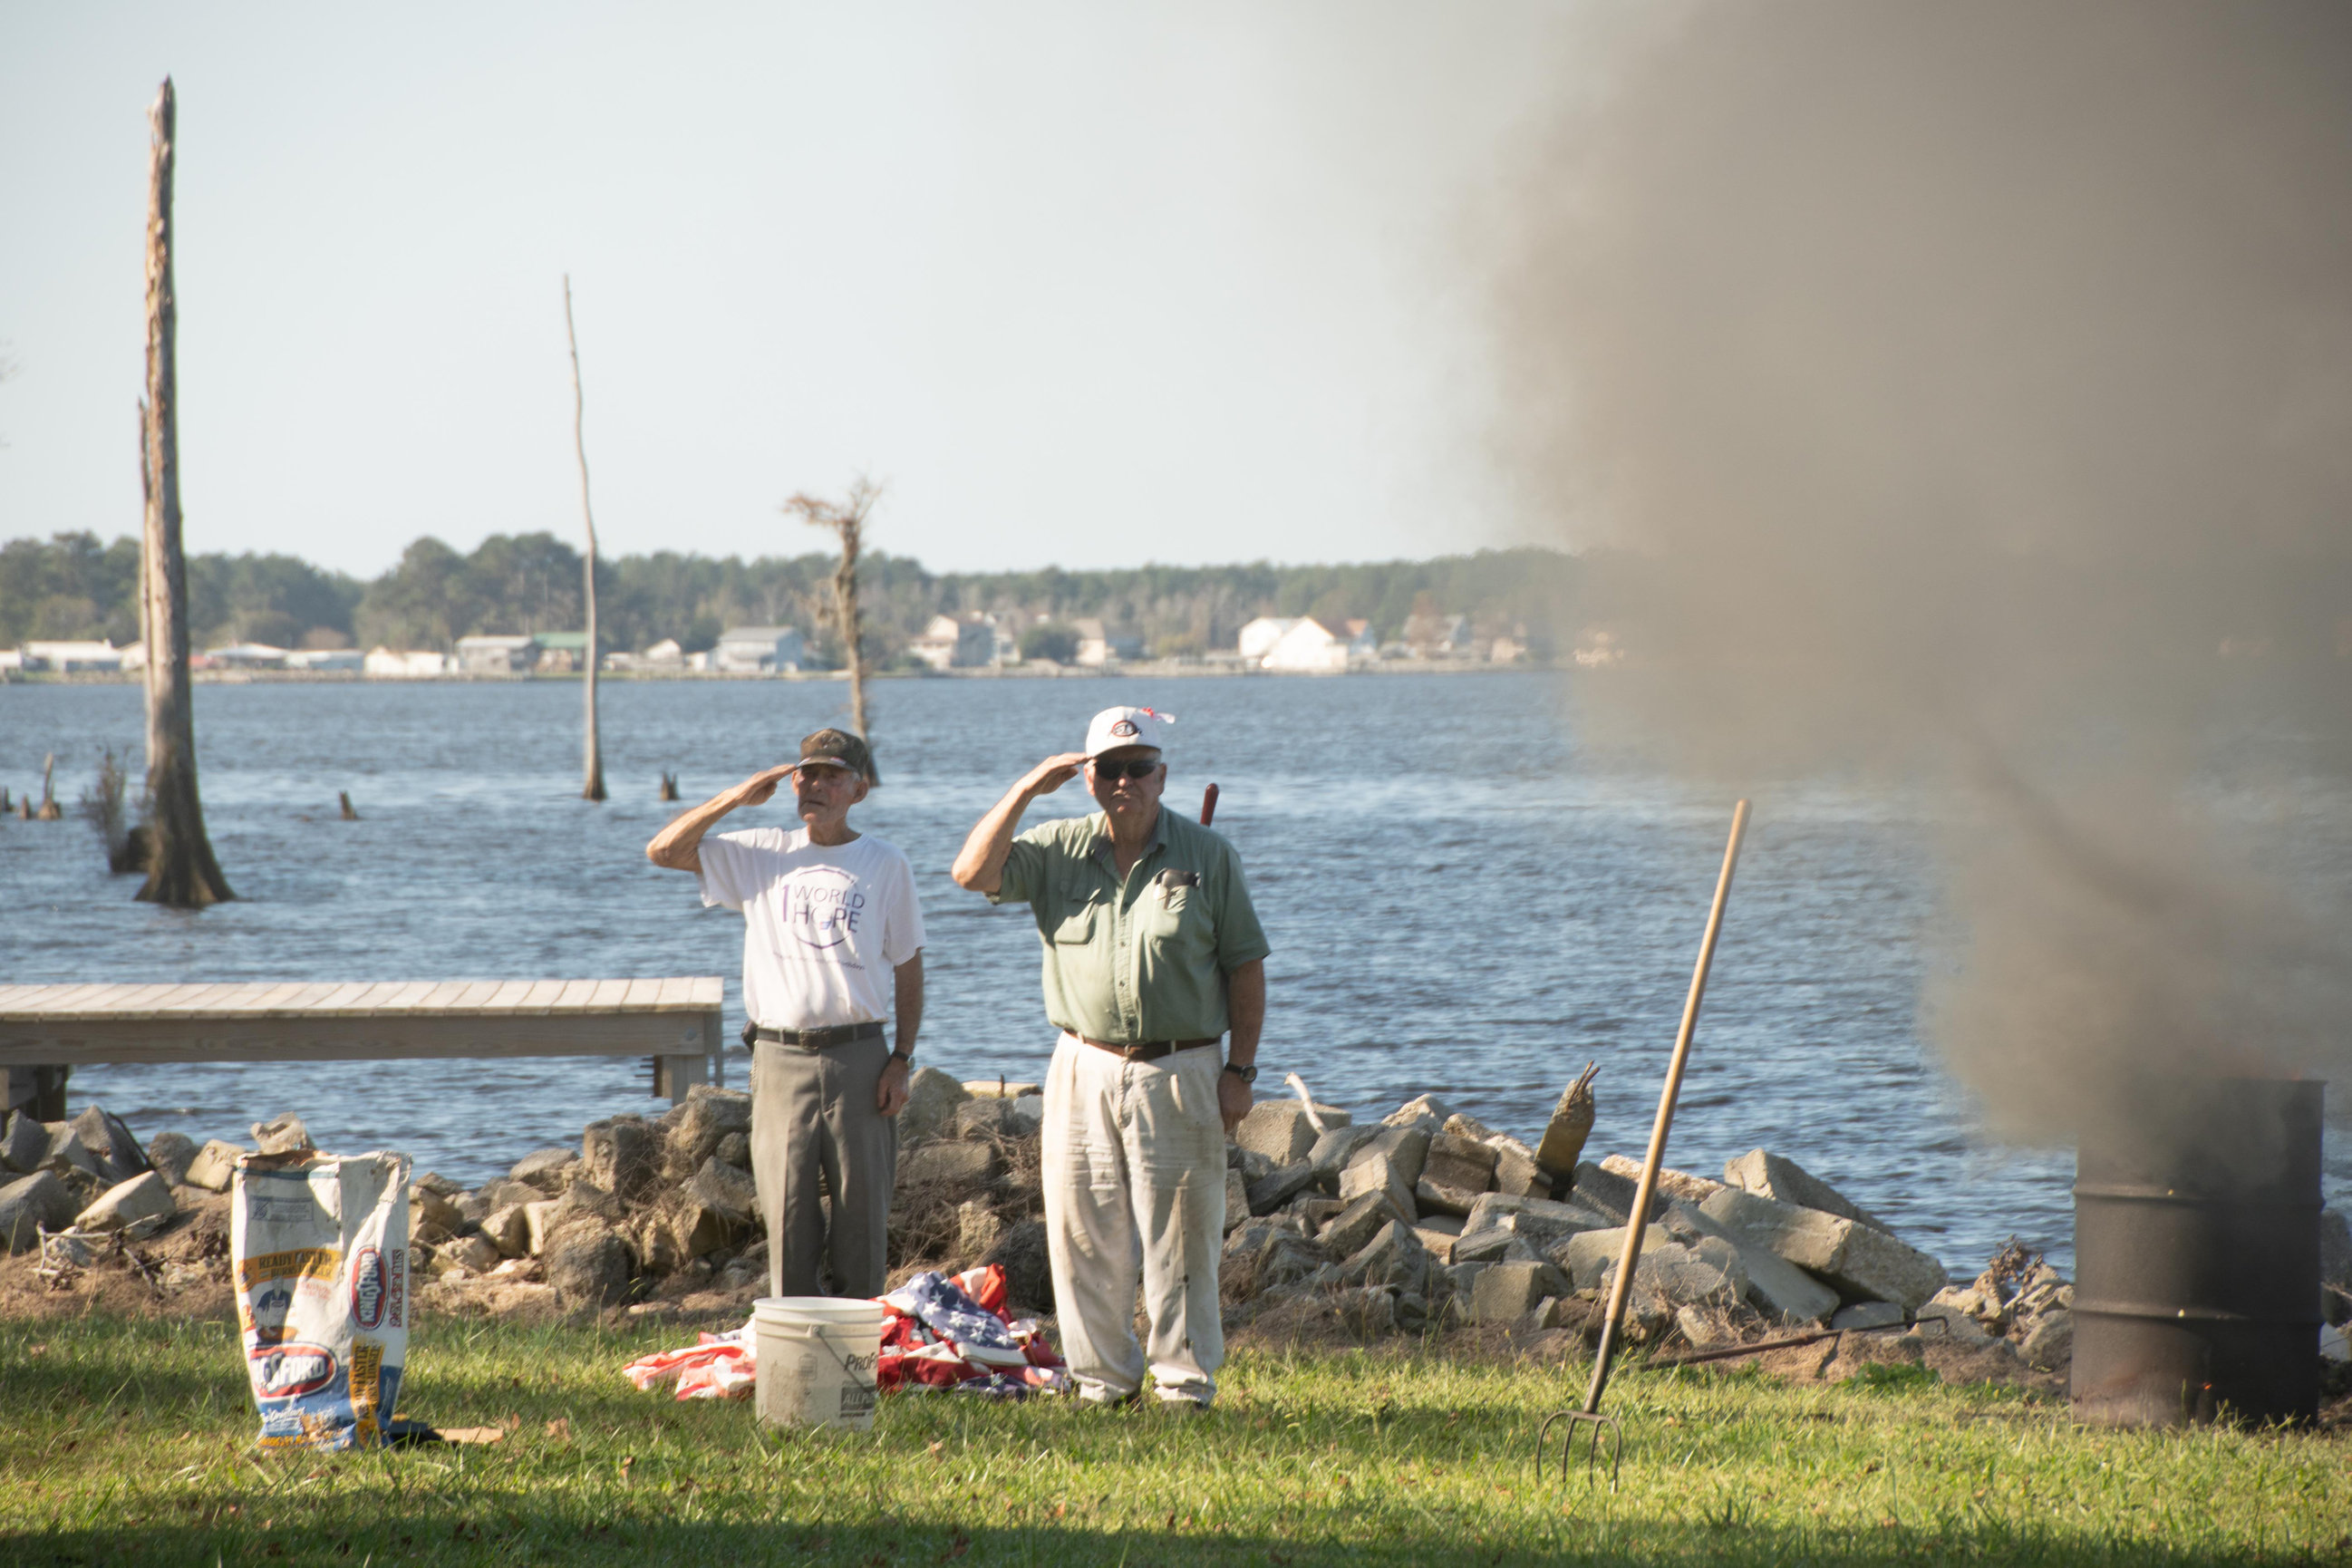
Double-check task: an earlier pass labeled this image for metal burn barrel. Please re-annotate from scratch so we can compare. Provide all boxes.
[2072,1078,2324,1428]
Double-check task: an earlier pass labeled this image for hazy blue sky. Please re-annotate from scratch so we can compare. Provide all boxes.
[0,3,1590,577]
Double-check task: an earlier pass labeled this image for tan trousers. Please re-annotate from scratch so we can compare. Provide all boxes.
[1040,1033,1228,1406]
[750,1039,896,1299]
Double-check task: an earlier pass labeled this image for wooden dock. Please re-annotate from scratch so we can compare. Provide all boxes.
[0,978,725,1103]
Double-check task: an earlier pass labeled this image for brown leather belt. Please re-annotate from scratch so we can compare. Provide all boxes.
[1077,1035,1219,1062]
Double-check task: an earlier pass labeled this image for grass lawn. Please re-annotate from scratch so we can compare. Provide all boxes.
[4,1312,2347,1567]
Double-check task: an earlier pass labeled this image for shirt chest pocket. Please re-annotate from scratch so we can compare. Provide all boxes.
[1141,871,1212,951]
[1050,902,1100,945]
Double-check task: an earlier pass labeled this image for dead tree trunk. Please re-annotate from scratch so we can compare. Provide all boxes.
[564,276,606,802]
[785,478,881,783]
[137,79,233,908]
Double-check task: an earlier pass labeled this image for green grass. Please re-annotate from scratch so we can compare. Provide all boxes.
[3,1313,2346,1566]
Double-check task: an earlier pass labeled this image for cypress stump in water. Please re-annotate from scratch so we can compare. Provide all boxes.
[135,79,233,909]
[564,276,606,803]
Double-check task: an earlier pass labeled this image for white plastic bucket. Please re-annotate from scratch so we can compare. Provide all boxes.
[753,1296,886,1431]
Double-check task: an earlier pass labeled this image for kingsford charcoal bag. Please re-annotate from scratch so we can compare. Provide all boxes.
[230,1151,411,1450]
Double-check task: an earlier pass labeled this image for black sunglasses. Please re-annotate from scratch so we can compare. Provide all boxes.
[1090,758,1161,781]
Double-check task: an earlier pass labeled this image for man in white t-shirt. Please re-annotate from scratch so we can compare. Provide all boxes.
[644,728,924,1298]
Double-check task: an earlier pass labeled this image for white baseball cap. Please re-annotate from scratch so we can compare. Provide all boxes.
[1084,706,1176,758]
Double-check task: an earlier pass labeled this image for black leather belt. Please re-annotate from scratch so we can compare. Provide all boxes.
[1078,1035,1219,1062]
[744,1021,886,1049]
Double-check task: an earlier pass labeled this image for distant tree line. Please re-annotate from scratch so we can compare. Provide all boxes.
[0,530,1586,663]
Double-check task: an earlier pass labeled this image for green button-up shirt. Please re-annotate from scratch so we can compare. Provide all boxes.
[989,806,1270,1044]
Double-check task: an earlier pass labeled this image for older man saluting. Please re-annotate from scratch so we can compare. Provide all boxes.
[952,706,1268,1410]
[646,728,924,1300]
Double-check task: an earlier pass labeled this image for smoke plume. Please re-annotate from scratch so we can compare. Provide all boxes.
[1492,2,2352,1137]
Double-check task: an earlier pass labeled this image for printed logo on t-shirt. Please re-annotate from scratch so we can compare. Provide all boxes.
[780,865,866,956]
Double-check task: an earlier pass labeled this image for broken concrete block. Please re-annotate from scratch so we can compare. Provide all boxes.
[1292,1196,1345,1230]
[41,1124,102,1179]
[714,1131,752,1171]
[524,1198,564,1256]
[0,1112,45,1175]
[2018,1308,2074,1370]
[1413,1224,1463,1264]
[900,1140,999,1190]
[1384,1094,1452,1130]
[1235,1147,1277,1183]
[72,1106,151,1182]
[955,1098,1012,1139]
[1224,1168,1250,1234]
[1248,1161,1317,1216]
[1421,1133,1499,1195]
[1567,1161,1665,1225]
[181,1139,245,1193]
[145,1132,198,1187]
[1723,1148,1892,1234]
[1493,1147,1550,1198]
[1598,1241,1746,1318]
[0,1171,78,1253]
[691,1157,760,1229]
[1008,1095,1046,1138]
[1461,1191,1612,1246]
[76,1170,176,1233]
[1831,1301,1904,1331]
[1666,1201,1839,1324]
[510,1147,576,1191]
[1676,1303,1741,1349]
[544,1219,634,1305]
[1414,1176,1484,1218]
[1470,1260,1571,1324]
[1913,1301,1994,1344]
[1306,1125,1379,1192]
[411,1185,465,1244]
[1561,1224,1672,1292]
[481,1203,532,1258]
[250,1114,314,1156]
[414,1169,463,1198]
[900,1067,973,1144]
[956,1198,1002,1260]
[1318,1189,1408,1259]
[1237,1099,1347,1166]
[1599,1153,1724,1206]
[1533,1068,1596,1181]
[1699,1187,1948,1311]
[1438,1111,1495,1143]
[1339,1220,1430,1295]
[583,1117,658,1200]
[1338,1150,1418,1222]
[442,1234,501,1273]
[1346,1125,1430,1190]
[1452,1227,1541,1266]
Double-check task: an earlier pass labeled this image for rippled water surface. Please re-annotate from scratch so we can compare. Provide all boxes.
[5,672,2345,1273]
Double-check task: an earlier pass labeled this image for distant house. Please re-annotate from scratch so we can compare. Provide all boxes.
[1072,618,1143,667]
[1236,617,1298,663]
[284,647,363,672]
[1401,611,1473,658]
[206,643,288,670]
[985,614,1024,665]
[454,634,537,673]
[531,631,605,673]
[911,615,995,671]
[364,646,450,677]
[713,626,804,673]
[642,638,685,667]
[1259,617,1369,673]
[22,640,126,673]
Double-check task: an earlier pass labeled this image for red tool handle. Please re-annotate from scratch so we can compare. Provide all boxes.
[1200,782,1219,826]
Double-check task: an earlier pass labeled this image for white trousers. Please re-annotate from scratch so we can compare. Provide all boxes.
[1040,1033,1228,1406]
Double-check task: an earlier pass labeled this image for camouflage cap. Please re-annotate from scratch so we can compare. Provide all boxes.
[795,728,874,781]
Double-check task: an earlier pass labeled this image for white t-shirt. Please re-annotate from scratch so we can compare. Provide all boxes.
[697,828,926,1031]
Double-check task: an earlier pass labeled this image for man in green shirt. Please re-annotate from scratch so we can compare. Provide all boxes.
[952,705,1268,1409]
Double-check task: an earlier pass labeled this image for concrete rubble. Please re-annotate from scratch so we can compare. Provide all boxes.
[15,1077,2342,1394]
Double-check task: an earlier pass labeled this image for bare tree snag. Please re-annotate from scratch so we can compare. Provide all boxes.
[136,78,233,908]
[784,477,882,783]
[564,276,606,803]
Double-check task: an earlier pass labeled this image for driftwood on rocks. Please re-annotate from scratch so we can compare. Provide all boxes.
[134,79,232,910]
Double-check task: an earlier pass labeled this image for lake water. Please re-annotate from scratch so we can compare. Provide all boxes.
[5,671,2344,1274]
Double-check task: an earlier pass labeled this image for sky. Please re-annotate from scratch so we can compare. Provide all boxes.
[0,3,1587,578]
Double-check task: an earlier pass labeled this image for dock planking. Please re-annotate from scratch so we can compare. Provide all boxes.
[0,978,725,1100]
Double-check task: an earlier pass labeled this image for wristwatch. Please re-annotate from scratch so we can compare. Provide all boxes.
[889,1050,913,1065]
[1222,1061,1258,1084]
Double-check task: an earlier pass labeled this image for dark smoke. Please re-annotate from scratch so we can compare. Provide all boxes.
[1492,2,2352,1137]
